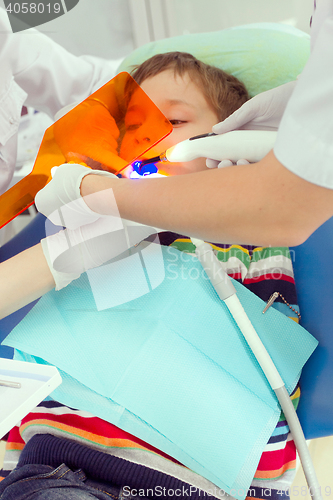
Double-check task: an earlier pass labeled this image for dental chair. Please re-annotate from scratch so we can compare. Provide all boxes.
[291,216,333,439]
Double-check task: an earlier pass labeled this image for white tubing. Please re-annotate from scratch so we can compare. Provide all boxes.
[225,298,322,499]
[224,294,284,390]
[275,387,323,500]
[195,241,236,300]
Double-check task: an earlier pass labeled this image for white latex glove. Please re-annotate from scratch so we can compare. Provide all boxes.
[213,81,297,133]
[35,163,116,229]
[206,81,296,169]
[41,216,158,290]
[206,158,250,169]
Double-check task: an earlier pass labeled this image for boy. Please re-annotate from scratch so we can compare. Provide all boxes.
[0,53,299,500]
[120,51,249,176]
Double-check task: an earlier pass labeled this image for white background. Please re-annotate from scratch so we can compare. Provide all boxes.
[0,0,314,58]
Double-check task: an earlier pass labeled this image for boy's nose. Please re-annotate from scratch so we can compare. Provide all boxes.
[135,135,151,144]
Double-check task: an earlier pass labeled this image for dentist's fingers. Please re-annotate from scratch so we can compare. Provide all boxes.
[218,160,234,168]
[206,158,234,169]
[206,158,220,169]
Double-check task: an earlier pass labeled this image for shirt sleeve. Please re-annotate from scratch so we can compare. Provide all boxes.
[274,1,333,189]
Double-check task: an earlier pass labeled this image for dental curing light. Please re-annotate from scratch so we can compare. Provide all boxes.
[132,160,158,176]
[139,130,277,169]
[191,237,322,500]
[129,161,166,179]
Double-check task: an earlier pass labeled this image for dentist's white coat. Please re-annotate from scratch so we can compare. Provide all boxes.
[275,0,333,188]
[0,8,118,195]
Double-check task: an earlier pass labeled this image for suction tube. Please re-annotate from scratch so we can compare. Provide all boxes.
[192,239,322,500]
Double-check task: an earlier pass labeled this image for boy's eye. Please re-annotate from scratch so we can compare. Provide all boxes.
[126,123,141,131]
[169,120,187,126]
[125,107,145,131]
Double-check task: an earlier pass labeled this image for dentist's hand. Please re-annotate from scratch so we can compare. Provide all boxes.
[35,163,118,229]
[36,163,161,290]
[206,81,296,169]
[213,81,297,134]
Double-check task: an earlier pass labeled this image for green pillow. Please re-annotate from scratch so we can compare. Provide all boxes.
[118,23,310,97]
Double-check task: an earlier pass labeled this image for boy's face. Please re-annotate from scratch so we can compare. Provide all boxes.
[120,69,219,176]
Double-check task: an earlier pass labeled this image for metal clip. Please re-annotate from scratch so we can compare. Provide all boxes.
[262,292,280,314]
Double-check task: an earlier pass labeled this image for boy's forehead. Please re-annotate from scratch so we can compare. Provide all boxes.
[139,69,207,108]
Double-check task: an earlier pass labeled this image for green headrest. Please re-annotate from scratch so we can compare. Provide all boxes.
[118,23,310,97]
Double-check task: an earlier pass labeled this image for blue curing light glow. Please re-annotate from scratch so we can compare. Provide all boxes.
[132,160,158,176]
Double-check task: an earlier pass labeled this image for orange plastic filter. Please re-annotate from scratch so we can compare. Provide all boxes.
[0,72,172,229]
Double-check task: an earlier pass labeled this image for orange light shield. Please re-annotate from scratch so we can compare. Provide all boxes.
[0,72,172,229]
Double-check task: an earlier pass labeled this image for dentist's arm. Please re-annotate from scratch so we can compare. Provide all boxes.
[80,150,333,248]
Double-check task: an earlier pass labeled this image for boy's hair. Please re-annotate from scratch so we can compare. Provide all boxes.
[131,52,249,121]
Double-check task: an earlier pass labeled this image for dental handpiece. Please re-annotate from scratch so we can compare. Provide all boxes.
[140,130,277,167]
